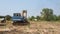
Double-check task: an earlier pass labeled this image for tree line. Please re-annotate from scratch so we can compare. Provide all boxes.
[0,8,60,21]
[0,15,11,21]
[28,8,60,21]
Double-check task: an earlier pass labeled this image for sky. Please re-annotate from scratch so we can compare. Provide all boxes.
[0,0,60,17]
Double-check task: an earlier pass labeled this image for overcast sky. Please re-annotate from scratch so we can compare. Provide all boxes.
[0,0,60,17]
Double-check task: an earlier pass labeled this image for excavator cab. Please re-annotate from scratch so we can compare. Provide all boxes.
[12,13,26,23]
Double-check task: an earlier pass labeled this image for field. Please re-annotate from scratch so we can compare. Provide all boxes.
[0,21,60,34]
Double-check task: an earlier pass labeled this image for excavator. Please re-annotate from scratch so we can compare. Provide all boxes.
[12,11,29,25]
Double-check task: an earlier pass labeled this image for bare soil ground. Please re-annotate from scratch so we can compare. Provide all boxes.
[0,21,60,34]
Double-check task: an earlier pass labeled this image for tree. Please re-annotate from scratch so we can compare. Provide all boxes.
[58,15,60,20]
[57,15,60,20]
[52,15,57,21]
[0,16,5,18]
[5,15,12,21]
[41,8,54,21]
[36,16,40,21]
[29,16,35,21]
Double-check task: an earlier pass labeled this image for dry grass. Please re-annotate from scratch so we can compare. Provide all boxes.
[0,21,60,34]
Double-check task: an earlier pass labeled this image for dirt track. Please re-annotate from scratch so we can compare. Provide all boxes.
[0,21,60,34]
